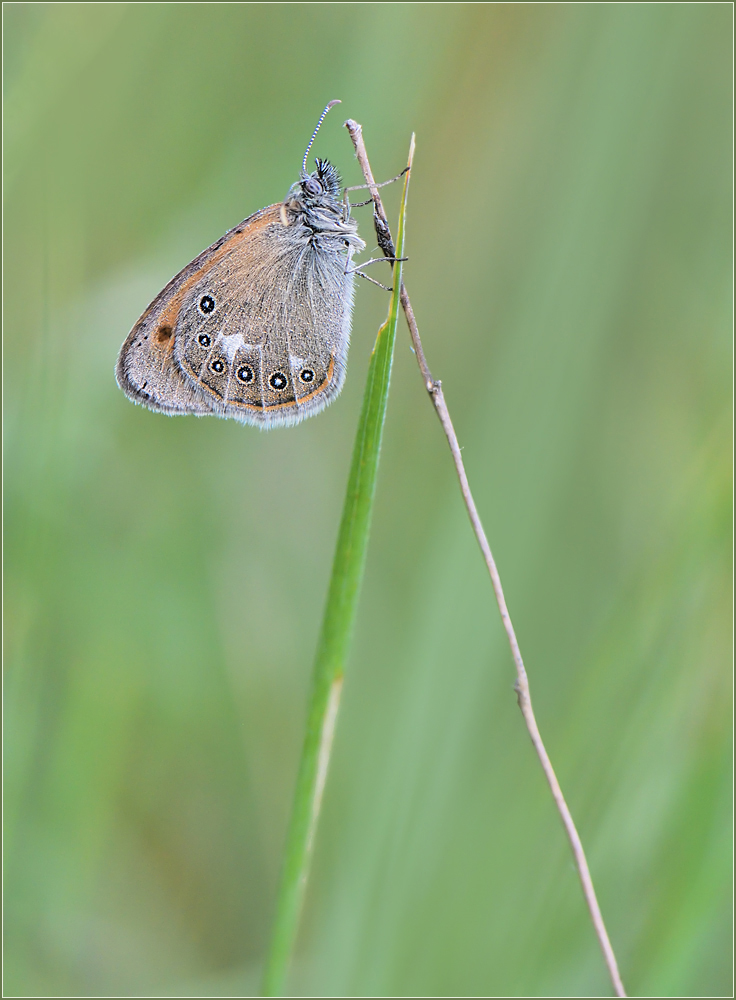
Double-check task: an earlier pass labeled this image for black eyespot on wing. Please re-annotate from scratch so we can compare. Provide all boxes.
[198,333,211,347]
[197,350,229,400]
[269,371,288,391]
[199,295,216,314]
[226,349,263,408]
[292,354,333,404]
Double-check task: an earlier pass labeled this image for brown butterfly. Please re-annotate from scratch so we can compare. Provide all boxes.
[116,101,366,428]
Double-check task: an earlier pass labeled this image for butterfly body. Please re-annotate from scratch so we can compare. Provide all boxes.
[116,157,365,427]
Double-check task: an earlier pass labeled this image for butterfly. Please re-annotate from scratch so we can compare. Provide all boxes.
[116,101,366,428]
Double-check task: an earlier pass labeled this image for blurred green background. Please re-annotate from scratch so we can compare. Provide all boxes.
[3,4,731,997]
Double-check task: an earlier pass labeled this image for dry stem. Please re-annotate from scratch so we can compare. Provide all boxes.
[344,118,627,1000]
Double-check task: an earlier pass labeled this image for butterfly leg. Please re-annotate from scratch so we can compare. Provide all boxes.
[342,167,411,214]
[343,166,410,195]
[353,271,393,291]
[344,256,407,280]
[346,256,408,270]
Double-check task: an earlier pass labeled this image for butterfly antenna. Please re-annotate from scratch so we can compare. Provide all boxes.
[302,100,341,174]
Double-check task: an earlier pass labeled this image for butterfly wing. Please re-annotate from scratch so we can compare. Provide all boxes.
[172,206,357,427]
[115,207,273,416]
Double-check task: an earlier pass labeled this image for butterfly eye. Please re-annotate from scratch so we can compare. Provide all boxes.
[299,368,315,384]
[236,365,254,384]
[198,334,211,347]
[269,371,288,391]
[209,358,226,374]
[199,294,216,314]
[304,176,323,197]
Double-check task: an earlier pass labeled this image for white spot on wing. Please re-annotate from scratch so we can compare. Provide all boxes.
[217,332,245,362]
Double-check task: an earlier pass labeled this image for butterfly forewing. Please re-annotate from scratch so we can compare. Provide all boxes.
[116,208,271,417]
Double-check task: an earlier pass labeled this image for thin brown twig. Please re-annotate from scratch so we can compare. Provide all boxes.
[344,118,627,1000]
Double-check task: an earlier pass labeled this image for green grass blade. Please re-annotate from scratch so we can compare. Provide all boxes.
[261,137,414,998]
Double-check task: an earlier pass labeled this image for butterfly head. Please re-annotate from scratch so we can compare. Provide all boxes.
[289,158,342,209]
[284,158,361,243]
[300,158,342,199]
[282,102,361,243]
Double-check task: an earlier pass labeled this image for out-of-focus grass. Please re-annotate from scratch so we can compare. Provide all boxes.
[3,4,731,998]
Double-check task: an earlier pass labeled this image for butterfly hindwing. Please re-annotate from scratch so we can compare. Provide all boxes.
[172,208,355,427]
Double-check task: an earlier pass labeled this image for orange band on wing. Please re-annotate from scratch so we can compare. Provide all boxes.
[153,206,284,334]
[291,354,336,406]
[227,355,336,412]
